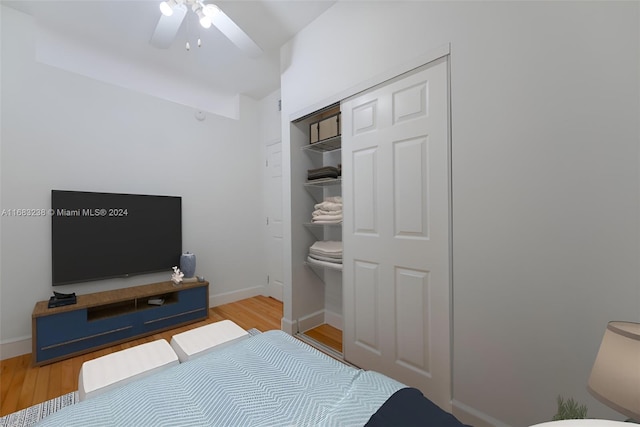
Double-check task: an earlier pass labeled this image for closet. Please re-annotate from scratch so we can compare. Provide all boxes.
[288,55,451,410]
[289,104,344,357]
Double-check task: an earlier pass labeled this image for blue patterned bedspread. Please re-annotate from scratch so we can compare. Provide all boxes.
[35,330,404,427]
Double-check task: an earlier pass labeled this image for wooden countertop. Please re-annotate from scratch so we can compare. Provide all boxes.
[32,280,209,318]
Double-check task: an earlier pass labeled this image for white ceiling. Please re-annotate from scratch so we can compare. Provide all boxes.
[4,0,335,105]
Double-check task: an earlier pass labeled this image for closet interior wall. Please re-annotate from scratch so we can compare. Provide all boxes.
[289,104,343,351]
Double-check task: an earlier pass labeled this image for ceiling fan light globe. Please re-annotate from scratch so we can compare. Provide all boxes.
[159,1,174,16]
[199,16,212,29]
[196,9,212,28]
[202,4,220,18]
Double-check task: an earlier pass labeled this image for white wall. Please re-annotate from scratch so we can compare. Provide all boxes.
[0,6,265,357]
[280,1,640,426]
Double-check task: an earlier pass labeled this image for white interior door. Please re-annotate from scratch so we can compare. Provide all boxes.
[341,57,451,410]
[266,141,283,301]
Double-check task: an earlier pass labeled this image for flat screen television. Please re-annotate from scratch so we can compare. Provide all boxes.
[51,190,182,286]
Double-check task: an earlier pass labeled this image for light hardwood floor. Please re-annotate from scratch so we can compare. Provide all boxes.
[303,323,343,353]
[0,295,342,417]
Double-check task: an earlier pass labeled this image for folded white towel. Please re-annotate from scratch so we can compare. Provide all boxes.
[309,249,343,258]
[309,252,342,261]
[309,252,342,264]
[314,201,342,211]
[309,241,343,255]
[312,209,343,217]
[307,256,343,270]
[311,219,343,224]
[309,245,343,255]
[325,196,342,203]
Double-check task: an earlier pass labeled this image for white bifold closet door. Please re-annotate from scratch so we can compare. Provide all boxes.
[341,57,451,410]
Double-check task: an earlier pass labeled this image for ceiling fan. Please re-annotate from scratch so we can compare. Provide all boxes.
[150,0,263,58]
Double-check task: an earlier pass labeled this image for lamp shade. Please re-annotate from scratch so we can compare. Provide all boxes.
[588,321,640,420]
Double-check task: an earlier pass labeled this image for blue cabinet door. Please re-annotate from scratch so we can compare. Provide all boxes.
[35,311,137,363]
[138,287,208,333]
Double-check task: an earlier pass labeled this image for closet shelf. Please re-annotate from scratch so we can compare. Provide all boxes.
[301,136,341,153]
[304,222,342,228]
[305,261,343,271]
[304,177,342,188]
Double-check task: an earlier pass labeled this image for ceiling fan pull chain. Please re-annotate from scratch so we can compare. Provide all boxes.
[185,6,191,51]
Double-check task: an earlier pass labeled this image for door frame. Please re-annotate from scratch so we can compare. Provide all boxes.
[341,56,453,409]
[287,43,453,399]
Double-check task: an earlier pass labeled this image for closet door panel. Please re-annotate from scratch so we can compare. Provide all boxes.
[353,260,381,355]
[342,57,451,410]
[352,100,378,134]
[394,267,430,375]
[393,81,428,124]
[393,136,429,238]
[352,147,379,235]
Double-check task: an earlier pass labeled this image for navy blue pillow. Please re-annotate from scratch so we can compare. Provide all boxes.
[365,387,472,427]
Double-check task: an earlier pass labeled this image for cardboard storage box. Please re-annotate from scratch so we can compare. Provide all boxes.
[310,112,341,144]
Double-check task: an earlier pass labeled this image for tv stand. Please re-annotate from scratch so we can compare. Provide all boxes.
[32,280,209,366]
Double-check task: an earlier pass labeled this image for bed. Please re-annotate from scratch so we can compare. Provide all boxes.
[35,330,468,426]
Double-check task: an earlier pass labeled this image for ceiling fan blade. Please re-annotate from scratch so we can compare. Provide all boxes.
[212,9,263,58]
[150,5,188,49]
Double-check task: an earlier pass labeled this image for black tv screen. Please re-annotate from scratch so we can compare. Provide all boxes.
[51,190,182,286]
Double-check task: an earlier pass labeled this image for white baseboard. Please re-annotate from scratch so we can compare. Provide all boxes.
[452,399,511,427]
[265,281,283,302]
[297,310,325,332]
[324,310,343,331]
[0,335,31,360]
[295,310,343,333]
[281,317,296,334]
[209,285,266,307]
